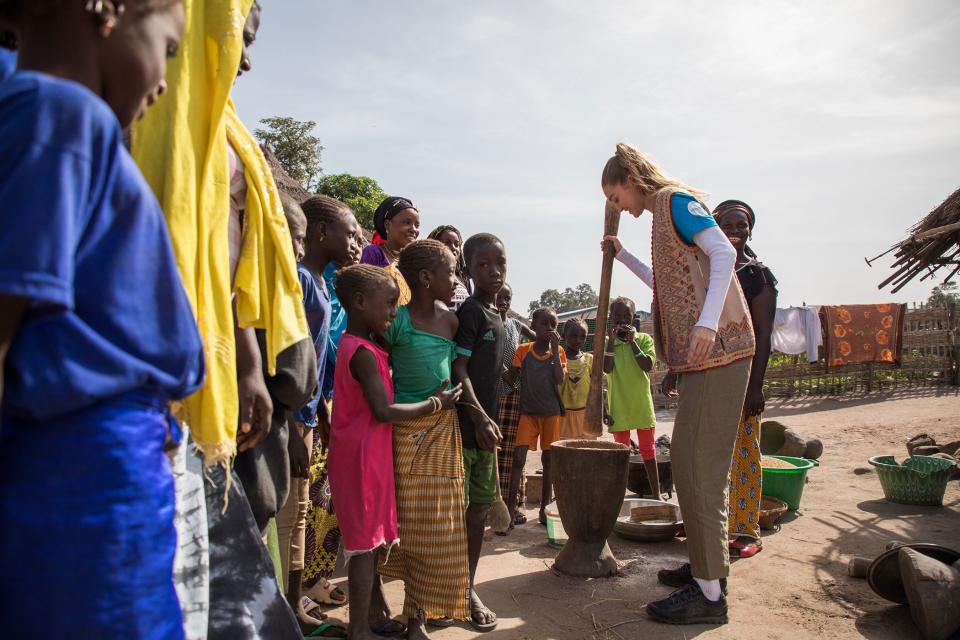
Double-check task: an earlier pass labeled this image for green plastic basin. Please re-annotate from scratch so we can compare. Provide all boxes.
[868,455,955,507]
[761,455,817,511]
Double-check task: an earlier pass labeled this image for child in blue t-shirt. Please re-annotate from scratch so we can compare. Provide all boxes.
[279,194,361,629]
[0,3,205,638]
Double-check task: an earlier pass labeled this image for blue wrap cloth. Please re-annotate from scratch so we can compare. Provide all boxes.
[0,392,185,639]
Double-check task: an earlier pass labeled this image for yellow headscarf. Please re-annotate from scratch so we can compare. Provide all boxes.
[133,0,307,466]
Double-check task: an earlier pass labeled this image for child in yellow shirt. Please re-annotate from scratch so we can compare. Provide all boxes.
[558,320,595,439]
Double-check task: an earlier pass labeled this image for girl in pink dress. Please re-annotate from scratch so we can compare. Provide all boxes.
[329,264,461,640]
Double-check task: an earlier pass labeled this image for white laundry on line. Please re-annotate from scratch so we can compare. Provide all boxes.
[771,306,821,363]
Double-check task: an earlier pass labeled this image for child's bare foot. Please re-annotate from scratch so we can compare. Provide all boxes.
[293,596,329,632]
[469,589,497,631]
[368,608,406,638]
[297,609,329,633]
[407,616,433,640]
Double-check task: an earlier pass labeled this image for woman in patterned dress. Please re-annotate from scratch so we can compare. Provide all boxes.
[713,200,777,559]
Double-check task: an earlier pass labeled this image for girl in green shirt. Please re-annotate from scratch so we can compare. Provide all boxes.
[378,239,471,638]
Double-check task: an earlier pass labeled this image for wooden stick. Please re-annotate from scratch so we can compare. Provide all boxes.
[583,202,622,437]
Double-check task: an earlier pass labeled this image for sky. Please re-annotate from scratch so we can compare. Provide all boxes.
[233,0,960,315]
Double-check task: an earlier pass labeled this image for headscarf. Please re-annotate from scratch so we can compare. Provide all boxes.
[713,199,757,259]
[133,0,308,466]
[713,200,755,229]
[371,196,416,246]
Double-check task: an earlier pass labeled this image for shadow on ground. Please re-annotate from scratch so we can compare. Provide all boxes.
[765,386,959,418]
[447,528,718,640]
[808,493,959,638]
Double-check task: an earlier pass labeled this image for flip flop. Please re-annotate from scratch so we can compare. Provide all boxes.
[307,622,347,638]
[729,537,762,559]
[514,512,527,525]
[371,619,407,637]
[300,596,328,620]
[427,617,455,628]
[308,579,348,605]
[470,609,498,632]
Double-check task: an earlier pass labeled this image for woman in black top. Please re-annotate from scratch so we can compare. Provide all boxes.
[714,200,777,558]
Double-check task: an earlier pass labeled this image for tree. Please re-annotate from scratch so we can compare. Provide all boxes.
[253,116,323,191]
[528,283,599,315]
[315,173,387,231]
[927,281,959,307]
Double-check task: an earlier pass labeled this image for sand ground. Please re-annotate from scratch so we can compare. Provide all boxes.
[320,388,959,639]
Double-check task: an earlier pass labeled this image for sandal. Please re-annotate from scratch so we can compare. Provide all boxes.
[307,578,348,605]
[514,512,527,525]
[729,536,763,558]
[470,608,498,632]
[300,596,328,621]
[427,617,455,628]
[307,622,347,638]
[371,619,407,637]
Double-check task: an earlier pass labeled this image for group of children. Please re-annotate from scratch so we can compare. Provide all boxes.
[500,298,662,529]
[0,2,677,638]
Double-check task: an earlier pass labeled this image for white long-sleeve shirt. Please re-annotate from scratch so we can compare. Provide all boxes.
[615,225,736,332]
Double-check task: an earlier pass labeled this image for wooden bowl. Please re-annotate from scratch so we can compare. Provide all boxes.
[758,495,788,530]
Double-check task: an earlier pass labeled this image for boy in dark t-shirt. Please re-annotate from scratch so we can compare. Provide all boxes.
[453,233,506,631]
[506,307,567,527]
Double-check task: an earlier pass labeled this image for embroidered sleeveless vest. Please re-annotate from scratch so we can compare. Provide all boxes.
[650,188,755,373]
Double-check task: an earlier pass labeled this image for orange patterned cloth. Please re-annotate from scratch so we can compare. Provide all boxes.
[822,304,905,367]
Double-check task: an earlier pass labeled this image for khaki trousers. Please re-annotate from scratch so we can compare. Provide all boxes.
[672,358,751,580]
[277,426,312,575]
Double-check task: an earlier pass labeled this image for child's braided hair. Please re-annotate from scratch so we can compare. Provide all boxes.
[334,264,396,309]
[563,318,588,336]
[397,239,452,290]
[300,194,353,237]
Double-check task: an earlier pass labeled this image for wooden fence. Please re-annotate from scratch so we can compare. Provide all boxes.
[568,304,959,408]
[758,304,958,401]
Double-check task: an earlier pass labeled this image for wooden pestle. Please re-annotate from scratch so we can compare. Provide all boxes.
[583,202,622,437]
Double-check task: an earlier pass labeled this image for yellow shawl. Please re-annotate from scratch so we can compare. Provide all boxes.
[132,0,307,465]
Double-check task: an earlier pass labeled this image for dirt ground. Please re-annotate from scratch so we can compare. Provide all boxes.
[322,388,960,639]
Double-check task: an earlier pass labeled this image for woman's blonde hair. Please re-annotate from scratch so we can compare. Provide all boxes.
[601,143,706,200]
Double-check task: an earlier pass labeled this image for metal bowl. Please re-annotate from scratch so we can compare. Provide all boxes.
[627,454,674,498]
[613,498,682,543]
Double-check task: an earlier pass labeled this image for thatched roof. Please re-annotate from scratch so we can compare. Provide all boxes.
[874,187,960,292]
[261,143,312,203]
[261,144,373,246]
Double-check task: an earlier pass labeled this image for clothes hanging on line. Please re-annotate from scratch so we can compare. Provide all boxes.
[771,306,821,363]
[821,303,906,368]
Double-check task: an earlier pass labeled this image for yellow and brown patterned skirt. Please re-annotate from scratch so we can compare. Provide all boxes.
[727,413,762,539]
[303,441,341,587]
[378,409,470,621]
